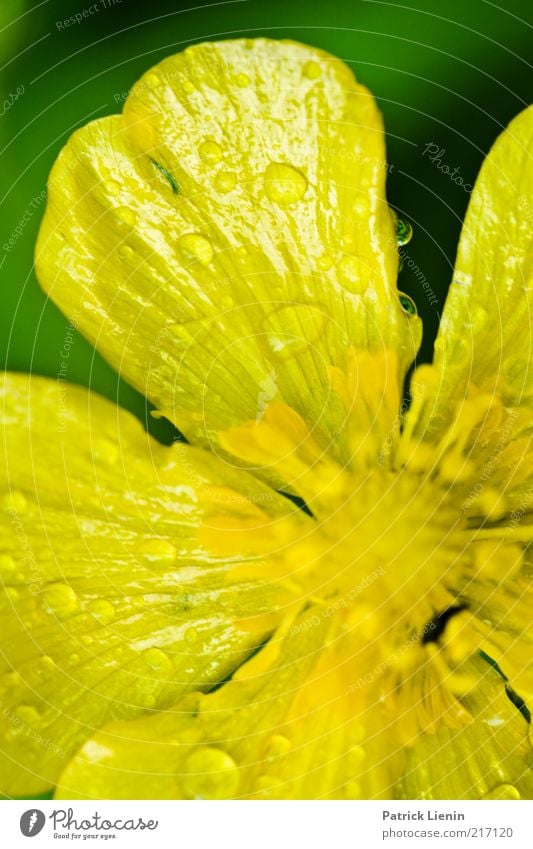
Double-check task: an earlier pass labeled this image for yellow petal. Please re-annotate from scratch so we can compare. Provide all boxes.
[0,374,293,796]
[397,658,533,799]
[36,39,420,459]
[54,617,402,800]
[415,104,533,438]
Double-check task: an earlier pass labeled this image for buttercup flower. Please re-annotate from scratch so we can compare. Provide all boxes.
[1,39,532,800]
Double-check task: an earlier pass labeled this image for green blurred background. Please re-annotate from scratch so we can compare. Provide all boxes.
[1,0,532,435]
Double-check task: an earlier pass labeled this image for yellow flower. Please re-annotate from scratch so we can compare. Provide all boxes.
[1,38,532,800]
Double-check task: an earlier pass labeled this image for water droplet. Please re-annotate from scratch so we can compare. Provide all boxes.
[262,304,326,359]
[182,80,195,94]
[41,583,80,618]
[184,627,199,644]
[0,554,16,573]
[178,233,214,266]
[398,292,418,317]
[503,358,528,391]
[303,60,321,79]
[92,439,119,465]
[138,539,177,566]
[118,244,134,261]
[68,653,80,666]
[6,587,19,601]
[338,255,368,294]
[483,784,521,800]
[88,599,116,625]
[144,72,160,88]
[115,206,137,226]
[214,171,236,193]
[265,734,291,762]
[220,294,234,309]
[345,780,362,799]
[1,491,28,513]
[253,774,278,798]
[468,304,488,332]
[182,747,240,799]
[264,162,307,206]
[396,218,413,246]
[347,744,366,770]
[234,73,249,87]
[105,180,121,197]
[37,655,56,676]
[199,139,222,165]
[317,254,333,271]
[142,647,173,675]
[15,705,42,729]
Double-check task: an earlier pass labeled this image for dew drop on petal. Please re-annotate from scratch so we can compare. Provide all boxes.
[182,747,240,799]
[37,655,56,676]
[262,304,326,358]
[468,304,489,332]
[41,583,80,618]
[214,171,236,193]
[182,80,195,94]
[338,255,368,294]
[483,784,521,800]
[88,599,116,625]
[345,780,362,799]
[264,162,307,206]
[105,180,121,197]
[317,254,333,271]
[303,60,321,79]
[15,705,42,729]
[138,539,177,566]
[0,554,16,574]
[234,73,250,87]
[346,744,366,770]
[1,491,28,512]
[118,244,134,261]
[398,292,418,317]
[396,218,413,246]
[115,206,137,226]
[185,627,198,643]
[265,734,291,762]
[144,72,160,88]
[178,233,214,266]
[142,647,173,676]
[199,139,223,165]
[253,774,278,798]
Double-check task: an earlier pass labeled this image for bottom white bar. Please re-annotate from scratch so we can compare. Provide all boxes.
[3,800,532,848]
